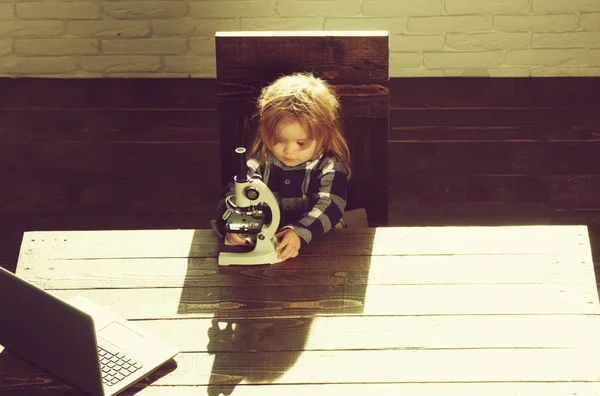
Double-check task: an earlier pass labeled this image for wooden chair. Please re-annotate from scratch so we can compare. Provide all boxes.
[215,31,389,227]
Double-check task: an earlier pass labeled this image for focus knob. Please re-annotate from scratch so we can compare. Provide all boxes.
[245,187,259,200]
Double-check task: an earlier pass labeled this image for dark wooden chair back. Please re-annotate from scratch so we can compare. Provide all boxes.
[215,31,389,226]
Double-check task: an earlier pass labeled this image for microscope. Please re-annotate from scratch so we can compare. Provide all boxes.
[218,147,283,266]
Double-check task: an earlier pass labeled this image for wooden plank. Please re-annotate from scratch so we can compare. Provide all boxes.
[3,382,600,396]
[16,226,593,261]
[2,347,600,386]
[124,383,600,396]
[134,315,600,352]
[390,77,600,108]
[42,283,600,319]
[0,142,219,177]
[3,315,600,393]
[2,211,215,233]
[29,267,598,319]
[388,174,600,210]
[148,349,600,384]
[386,211,600,272]
[387,205,600,226]
[392,193,600,212]
[0,110,218,143]
[389,142,600,175]
[23,348,600,385]
[390,108,600,128]
[0,78,217,109]
[0,123,216,144]
[390,125,600,143]
[114,349,600,384]
[16,254,596,290]
[0,175,218,212]
[17,229,220,260]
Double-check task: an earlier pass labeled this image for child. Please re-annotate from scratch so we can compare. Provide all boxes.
[216,72,351,261]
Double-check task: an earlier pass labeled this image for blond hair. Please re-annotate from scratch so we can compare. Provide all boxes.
[249,72,351,179]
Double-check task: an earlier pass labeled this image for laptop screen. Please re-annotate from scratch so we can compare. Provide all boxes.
[0,267,104,396]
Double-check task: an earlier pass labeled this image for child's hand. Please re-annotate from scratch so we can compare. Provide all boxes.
[275,229,301,261]
[226,233,247,245]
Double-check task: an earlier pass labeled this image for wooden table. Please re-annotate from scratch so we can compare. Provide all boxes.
[3,225,600,395]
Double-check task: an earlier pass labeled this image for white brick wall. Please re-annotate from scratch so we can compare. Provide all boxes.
[1,0,599,77]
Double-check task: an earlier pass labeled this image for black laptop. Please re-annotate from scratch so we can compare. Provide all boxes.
[0,266,179,395]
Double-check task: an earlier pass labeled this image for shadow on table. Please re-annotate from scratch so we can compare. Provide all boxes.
[0,347,177,395]
[179,228,375,395]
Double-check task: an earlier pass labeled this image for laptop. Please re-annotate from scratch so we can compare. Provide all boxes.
[0,266,179,396]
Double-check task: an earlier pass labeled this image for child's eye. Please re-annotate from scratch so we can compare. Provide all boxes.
[297,141,305,147]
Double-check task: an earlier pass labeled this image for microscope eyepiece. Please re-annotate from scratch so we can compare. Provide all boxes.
[234,147,249,182]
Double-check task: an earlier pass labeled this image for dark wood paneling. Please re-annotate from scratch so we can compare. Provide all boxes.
[0,142,219,177]
[389,174,600,210]
[0,211,215,230]
[344,117,388,223]
[390,108,600,129]
[389,142,600,175]
[1,77,600,274]
[390,125,600,142]
[0,110,218,143]
[386,77,600,271]
[0,231,24,274]
[390,77,600,108]
[0,175,219,212]
[0,79,221,272]
[0,78,217,109]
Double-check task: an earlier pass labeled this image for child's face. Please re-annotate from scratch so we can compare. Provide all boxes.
[270,119,318,167]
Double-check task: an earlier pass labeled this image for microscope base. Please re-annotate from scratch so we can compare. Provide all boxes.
[218,250,282,266]
[218,236,283,266]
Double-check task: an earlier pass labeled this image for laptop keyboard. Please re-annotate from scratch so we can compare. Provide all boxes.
[98,345,143,386]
